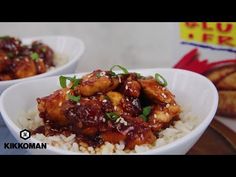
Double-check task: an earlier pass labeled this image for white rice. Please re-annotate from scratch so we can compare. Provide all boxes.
[19,108,200,154]
[48,53,69,71]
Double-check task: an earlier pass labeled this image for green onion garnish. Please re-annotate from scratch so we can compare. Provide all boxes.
[110,65,129,75]
[139,106,152,122]
[155,73,168,87]
[59,76,67,88]
[59,76,81,89]
[67,93,80,102]
[105,112,120,121]
[7,52,14,58]
[142,106,152,116]
[42,47,47,52]
[31,52,39,61]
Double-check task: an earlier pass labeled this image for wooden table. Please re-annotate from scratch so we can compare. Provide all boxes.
[187,121,236,155]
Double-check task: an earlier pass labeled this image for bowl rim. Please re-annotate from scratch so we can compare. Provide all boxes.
[0,35,85,85]
[0,68,219,154]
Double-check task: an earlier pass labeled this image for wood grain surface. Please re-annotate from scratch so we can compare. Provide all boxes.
[187,120,236,155]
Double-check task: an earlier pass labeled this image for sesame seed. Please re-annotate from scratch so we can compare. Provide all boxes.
[154,114,157,118]
[161,93,167,98]
[166,104,170,108]
[100,71,106,76]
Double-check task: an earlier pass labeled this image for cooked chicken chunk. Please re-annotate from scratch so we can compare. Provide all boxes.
[0,50,11,73]
[78,70,119,96]
[148,103,181,132]
[31,41,54,67]
[120,74,141,97]
[37,89,71,126]
[139,78,175,104]
[0,73,13,81]
[12,57,37,78]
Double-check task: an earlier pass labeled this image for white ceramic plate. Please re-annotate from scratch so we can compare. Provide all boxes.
[0,68,218,154]
[0,36,85,93]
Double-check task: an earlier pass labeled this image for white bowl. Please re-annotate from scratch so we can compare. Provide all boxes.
[0,68,218,154]
[0,36,85,94]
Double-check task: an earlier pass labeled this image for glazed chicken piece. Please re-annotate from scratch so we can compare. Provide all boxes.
[0,36,21,57]
[118,115,156,149]
[120,73,141,97]
[148,103,181,132]
[125,129,156,149]
[35,59,47,74]
[64,98,105,136]
[138,77,181,132]
[0,50,11,73]
[37,88,72,126]
[31,41,54,67]
[0,73,13,81]
[106,91,142,117]
[77,70,120,96]
[12,57,37,79]
[106,91,124,115]
[139,77,175,104]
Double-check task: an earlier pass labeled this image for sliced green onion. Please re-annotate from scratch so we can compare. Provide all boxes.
[59,75,81,89]
[110,65,129,75]
[155,73,168,87]
[31,52,39,61]
[71,78,81,89]
[59,76,67,88]
[105,112,120,121]
[139,106,152,122]
[140,115,148,122]
[110,71,117,76]
[67,93,80,102]
[142,106,152,116]
[42,47,47,52]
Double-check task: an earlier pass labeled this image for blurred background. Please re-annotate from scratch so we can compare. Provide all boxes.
[0,22,176,72]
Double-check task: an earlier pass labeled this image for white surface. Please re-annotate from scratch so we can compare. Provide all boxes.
[0,68,218,154]
[0,35,85,94]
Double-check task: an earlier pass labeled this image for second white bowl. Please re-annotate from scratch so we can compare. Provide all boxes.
[0,35,85,93]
